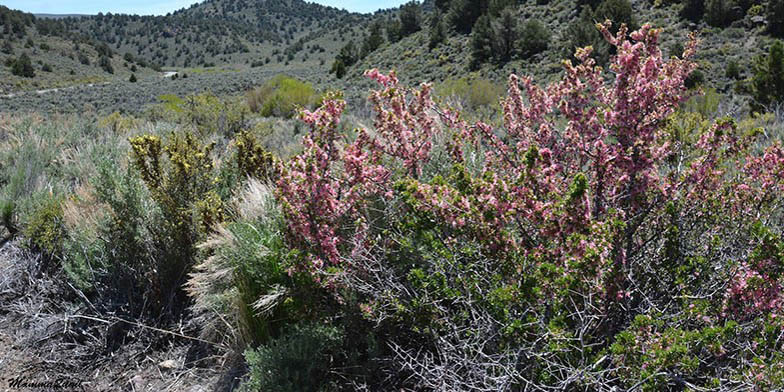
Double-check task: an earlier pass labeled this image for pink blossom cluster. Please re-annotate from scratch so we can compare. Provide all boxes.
[276,21,784,314]
[276,95,389,270]
[725,259,783,319]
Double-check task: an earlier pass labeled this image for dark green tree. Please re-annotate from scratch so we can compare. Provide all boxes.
[336,40,358,67]
[705,0,729,27]
[386,18,402,43]
[448,0,488,34]
[129,73,137,82]
[399,1,422,37]
[470,14,495,68]
[361,22,384,57]
[577,0,603,11]
[493,9,518,62]
[488,0,516,16]
[594,0,636,34]
[10,53,34,77]
[435,0,452,11]
[726,59,741,79]
[566,8,609,65]
[680,0,705,22]
[99,55,114,74]
[429,11,447,49]
[518,19,550,58]
[768,0,784,38]
[752,40,784,109]
[331,58,347,79]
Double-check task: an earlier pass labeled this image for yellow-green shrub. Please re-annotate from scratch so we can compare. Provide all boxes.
[234,130,278,181]
[23,196,65,258]
[436,77,504,111]
[98,111,140,134]
[128,131,225,313]
[148,93,250,136]
[246,75,318,118]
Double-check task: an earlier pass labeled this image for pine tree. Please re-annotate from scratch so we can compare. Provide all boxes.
[566,7,609,65]
[331,58,347,79]
[752,40,784,109]
[518,19,550,58]
[429,12,447,50]
[769,0,784,38]
[362,22,384,57]
[448,0,488,34]
[10,53,34,77]
[488,0,516,16]
[705,0,728,27]
[399,1,422,37]
[336,40,358,67]
[129,73,137,82]
[435,0,452,11]
[494,9,518,62]
[594,0,636,34]
[387,18,402,43]
[99,55,114,74]
[680,0,705,23]
[470,14,495,68]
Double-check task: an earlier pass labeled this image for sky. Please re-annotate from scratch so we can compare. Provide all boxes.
[0,0,407,15]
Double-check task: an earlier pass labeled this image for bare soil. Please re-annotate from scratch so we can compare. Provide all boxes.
[0,241,242,392]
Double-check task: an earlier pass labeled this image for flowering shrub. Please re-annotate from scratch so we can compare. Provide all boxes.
[276,21,784,390]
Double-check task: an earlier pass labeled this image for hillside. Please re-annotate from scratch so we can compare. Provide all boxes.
[4,0,782,113]
[343,0,781,113]
[59,0,374,69]
[0,6,159,94]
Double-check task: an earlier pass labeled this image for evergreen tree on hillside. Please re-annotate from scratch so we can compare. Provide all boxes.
[386,18,402,43]
[518,19,550,58]
[470,14,494,68]
[566,7,610,65]
[336,40,358,67]
[769,0,784,37]
[680,0,705,23]
[10,53,34,77]
[331,40,358,79]
[594,0,636,34]
[435,0,452,11]
[577,0,603,11]
[488,0,516,16]
[494,9,518,62]
[361,22,384,57]
[399,1,422,37]
[331,58,346,78]
[705,0,729,26]
[99,55,114,74]
[449,0,488,34]
[429,11,447,49]
[752,40,784,109]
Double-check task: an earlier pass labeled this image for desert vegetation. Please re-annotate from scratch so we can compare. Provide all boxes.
[3,0,784,389]
[2,15,784,389]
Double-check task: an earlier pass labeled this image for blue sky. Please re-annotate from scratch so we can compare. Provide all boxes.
[0,0,407,15]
